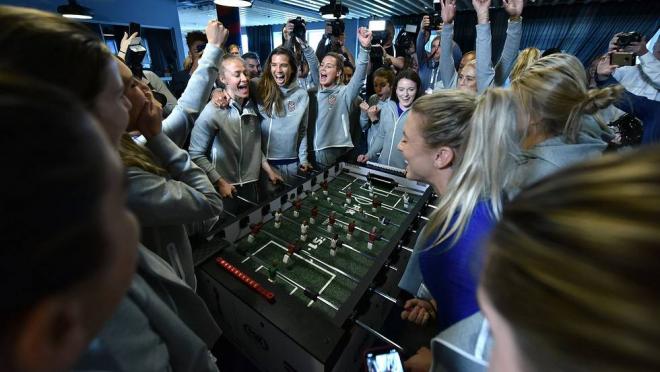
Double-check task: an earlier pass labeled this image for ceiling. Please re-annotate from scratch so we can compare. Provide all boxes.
[177,0,630,29]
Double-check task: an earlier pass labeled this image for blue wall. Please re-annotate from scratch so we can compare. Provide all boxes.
[0,0,185,67]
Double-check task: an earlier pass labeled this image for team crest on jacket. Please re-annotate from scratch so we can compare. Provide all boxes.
[287,100,296,112]
[328,94,337,106]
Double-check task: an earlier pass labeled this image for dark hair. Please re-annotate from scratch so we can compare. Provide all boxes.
[391,68,423,103]
[541,47,562,57]
[185,30,207,49]
[373,67,395,85]
[259,47,298,117]
[0,74,108,363]
[242,52,260,62]
[0,6,111,108]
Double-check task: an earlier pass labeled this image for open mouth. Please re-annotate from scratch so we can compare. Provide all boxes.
[274,74,286,85]
[320,73,328,84]
[237,82,249,95]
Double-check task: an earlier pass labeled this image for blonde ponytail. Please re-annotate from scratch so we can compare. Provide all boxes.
[119,134,167,176]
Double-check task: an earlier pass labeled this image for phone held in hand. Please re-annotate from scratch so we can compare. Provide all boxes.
[611,52,636,67]
[365,347,404,372]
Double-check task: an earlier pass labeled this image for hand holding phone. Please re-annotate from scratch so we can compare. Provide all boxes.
[365,347,404,372]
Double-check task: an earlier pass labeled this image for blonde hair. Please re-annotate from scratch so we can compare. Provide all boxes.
[509,47,541,82]
[511,53,623,143]
[424,88,521,246]
[219,55,246,77]
[482,146,660,371]
[119,134,167,176]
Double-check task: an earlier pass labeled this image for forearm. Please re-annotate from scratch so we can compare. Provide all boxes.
[303,44,321,88]
[476,23,495,94]
[494,19,523,86]
[439,23,457,87]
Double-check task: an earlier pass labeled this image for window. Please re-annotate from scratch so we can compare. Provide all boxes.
[272,31,283,48]
[241,34,249,54]
[307,29,325,51]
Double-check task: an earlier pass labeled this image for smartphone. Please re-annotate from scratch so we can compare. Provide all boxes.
[610,52,636,66]
[369,20,386,32]
[365,348,404,372]
[128,22,141,37]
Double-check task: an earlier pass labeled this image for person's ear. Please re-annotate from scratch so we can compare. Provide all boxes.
[433,146,454,169]
[15,296,87,372]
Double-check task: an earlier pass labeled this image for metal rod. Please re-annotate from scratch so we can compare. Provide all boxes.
[369,287,398,304]
[235,195,259,206]
[353,319,404,352]
[400,245,413,253]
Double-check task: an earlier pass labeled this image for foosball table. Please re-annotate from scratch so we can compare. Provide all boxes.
[195,162,435,372]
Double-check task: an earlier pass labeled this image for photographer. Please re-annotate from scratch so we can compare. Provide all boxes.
[608,33,660,101]
[171,30,208,98]
[316,19,355,68]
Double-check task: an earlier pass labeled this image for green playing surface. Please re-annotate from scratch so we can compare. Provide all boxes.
[232,173,417,318]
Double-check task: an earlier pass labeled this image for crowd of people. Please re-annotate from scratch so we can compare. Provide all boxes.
[0,0,658,371]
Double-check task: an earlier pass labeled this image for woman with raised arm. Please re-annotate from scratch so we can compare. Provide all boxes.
[309,27,373,169]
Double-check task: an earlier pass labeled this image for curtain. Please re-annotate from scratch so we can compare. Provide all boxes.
[247,25,273,64]
[448,2,659,65]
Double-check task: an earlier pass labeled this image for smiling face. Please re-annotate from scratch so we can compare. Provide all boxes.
[458,64,477,92]
[221,58,249,101]
[398,111,438,181]
[320,55,341,88]
[373,76,392,101]
[92,60,132,147]
[270,53,292,87]
[245,57,261,79]
[396,78,418,109]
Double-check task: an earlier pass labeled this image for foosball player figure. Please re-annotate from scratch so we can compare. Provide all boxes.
[327,212,336,233]
[293,198,302,218]
[345,189,352,205]
[336,237,343,254]
[274,208,283,229]
[283,242,296,265]
[372,196,381,213]
[346,220,356,240]
[330,233,338,256]
[321,180,329,196]
[300,219,309,241]
[310,205,319,224]
[268,260,278,282]
[367,227,378,250]
[311,190,318,200]
[403,192,410,209]
[247,223,262,243]
[367,181,374,197]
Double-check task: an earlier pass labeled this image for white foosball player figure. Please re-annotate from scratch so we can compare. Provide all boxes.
[274,209,283,229]
[330,234,338,256]
[300,220,309,241]
[403,192,410,209]
[311,190,318,200]
[283,243,296,265]
[368,227,377,250]
[368,182,374,197]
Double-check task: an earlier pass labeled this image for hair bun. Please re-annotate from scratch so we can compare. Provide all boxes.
[582,85,624,115]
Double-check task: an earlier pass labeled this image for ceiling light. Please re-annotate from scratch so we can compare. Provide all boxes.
[319,0,348,20]
[57,0,93,20]
[214,0,253,7]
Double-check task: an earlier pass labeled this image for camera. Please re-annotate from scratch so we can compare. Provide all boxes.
[615,32,642,48]
[290,17,307,41]
[195,43,207,53]
[427,13,443,30]
[125,43,147,78]
[328,19,345,37]
[395,25,417,57]
[369,20,388,46]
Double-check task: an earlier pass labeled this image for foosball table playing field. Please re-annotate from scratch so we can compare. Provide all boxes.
[195,162,436,372]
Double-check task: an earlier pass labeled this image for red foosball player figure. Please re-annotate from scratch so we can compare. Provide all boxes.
[345,189,352,205]
[367,227,378,250]
[327,211,336,233]
[293,198,302,217]
[372,196,381,213]
[321,180,329,196]
[283,242,296,265]
[346,220,356,240]
[247,222,262,243]
[310,205,319,224]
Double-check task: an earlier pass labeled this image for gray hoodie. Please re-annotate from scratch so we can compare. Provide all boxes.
[312,46,370,150]
[127,133,223,290]
[360,94,385,160]
[190,99,263,185]
[511,133,607,191]
[374,100,411,169]
[252,78,310,163]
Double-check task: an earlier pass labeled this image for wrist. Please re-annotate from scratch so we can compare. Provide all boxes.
[508,15,522,22]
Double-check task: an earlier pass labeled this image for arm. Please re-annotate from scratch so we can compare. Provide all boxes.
[143,71,177,114]
[439,23,457,88]
[494,0,524,85]
[189,103,222,184]
[344,28,372,105]
[475,23,494,94]
[365,122,384,160]
[298,102,310,165]
[416,18,429,65]
[302,43,320,89]
[158,21,227,147]
[128,132,222,227]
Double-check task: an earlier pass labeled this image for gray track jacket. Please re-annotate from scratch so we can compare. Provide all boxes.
[190,99,263,185]
[311,45,370,150]
[374,100,410,169]
[127,133,223,290]
[359,94,385,160]
[253,78,310,163]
